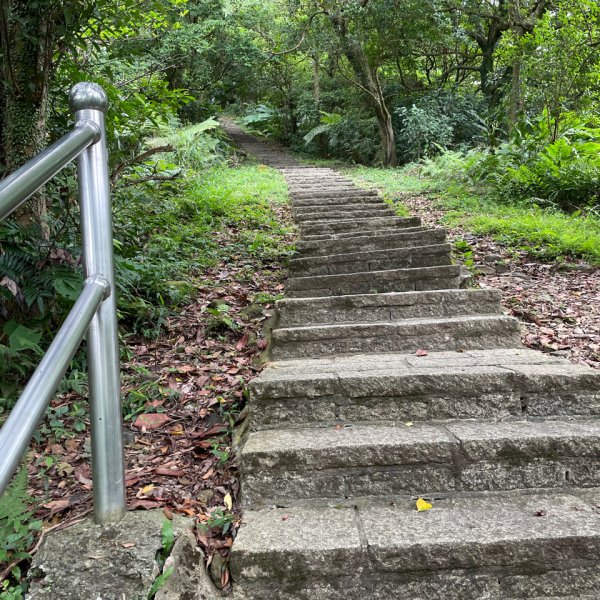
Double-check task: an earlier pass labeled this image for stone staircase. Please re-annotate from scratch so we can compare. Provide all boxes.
[224,123,600,599]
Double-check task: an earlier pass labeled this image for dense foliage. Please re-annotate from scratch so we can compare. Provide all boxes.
[234,0,600,212]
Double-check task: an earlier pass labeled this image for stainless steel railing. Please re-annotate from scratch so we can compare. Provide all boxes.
[0,82,126,524]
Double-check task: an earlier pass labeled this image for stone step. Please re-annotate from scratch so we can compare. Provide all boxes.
[282,173,341,178]
[295,208,396,223]
[301,225,428,242]
[299,216,422,236]
[287,264,460,297]
[230,491,600,599]
[288,185,356,192]
[289,184,360,191]
[289,243,452,277]
[292,195,385,208]
[293,202,390,216]
[240,419,600,507]
[285,177,346,182]
[276,289,504,327]
[296,228,446,256]
[249,349,600,428]
[292,189,379,199]
[270,315,521,360]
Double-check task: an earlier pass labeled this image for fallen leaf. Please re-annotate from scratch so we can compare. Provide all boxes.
[155,467,185,477]
[137,484,155,497]
[221,567,230,588]
[43,498,71,513]
[128,499,162,510]
[224,493,233,510]
[236,333,249,351]
[416,497,433,512]
[132,413,170,430]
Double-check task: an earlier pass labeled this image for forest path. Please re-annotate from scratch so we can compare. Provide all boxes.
[223,121,600,600]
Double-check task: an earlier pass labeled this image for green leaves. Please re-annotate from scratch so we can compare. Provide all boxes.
[3,322,43,355]
[0,469,40,571]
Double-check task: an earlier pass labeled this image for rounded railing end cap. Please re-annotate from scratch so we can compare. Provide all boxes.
[69,82,108,113]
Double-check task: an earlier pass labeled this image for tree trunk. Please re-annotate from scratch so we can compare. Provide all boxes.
[330,12,397,166]
[0,0,57,228]
[508,56,523,133]
[312,56,321,107]
[373,92,397,167]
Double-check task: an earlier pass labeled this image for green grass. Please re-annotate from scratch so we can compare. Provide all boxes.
[328,162,600,265]
[114,158,294,336]
[447,198,600,264]
[187,164,294,260]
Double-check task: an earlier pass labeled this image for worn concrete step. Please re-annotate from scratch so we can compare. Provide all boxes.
[249,349,600,428]
[287,264,460,298]
[283,173,343,180]
[284,173,349,180]
[289,243,451,277]
[293,202,390,216]
[293,197,385,209]
[292,189,379,199]
[285,178,347,183]
[230,492,600,599]
[241,419,600,506]
[288,185,357,192]
[299,216,422,236]
[270,315,521,360]
[295,208,396,223]
[296,228,446,256]
[301,225,427,242]
[277,289,504,327]
[289,184,361,192]
[292,195,385,208]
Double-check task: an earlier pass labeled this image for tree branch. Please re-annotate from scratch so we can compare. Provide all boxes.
[110,145,174,186]
[269,11,328,56]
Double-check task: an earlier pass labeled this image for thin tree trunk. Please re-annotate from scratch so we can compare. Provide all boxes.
[331,13,397,166]
[312,56,321,107]
[508,57,523,133]
[373,92,397,167]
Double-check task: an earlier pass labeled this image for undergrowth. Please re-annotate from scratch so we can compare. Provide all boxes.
[333,160,600,265]
[0,122,293,594]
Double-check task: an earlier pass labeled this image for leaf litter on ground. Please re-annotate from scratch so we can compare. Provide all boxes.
[400,192,599,370]
[19,191,295,593]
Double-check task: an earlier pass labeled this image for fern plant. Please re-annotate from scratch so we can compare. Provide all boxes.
[0,468,41,596]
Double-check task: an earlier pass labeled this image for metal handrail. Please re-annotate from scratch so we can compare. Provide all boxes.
[0,82,126,524]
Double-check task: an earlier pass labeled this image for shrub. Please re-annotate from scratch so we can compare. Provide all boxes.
[395,104,453,162]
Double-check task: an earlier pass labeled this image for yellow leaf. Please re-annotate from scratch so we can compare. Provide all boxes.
[224,493,233,511]
[138,484,155,497]
[404,421,413,427]
[416,497,432,512]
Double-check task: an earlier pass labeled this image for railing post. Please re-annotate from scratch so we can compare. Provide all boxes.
[69,82,126,523]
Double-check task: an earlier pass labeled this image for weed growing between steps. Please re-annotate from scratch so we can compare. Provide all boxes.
[0,157,294,596]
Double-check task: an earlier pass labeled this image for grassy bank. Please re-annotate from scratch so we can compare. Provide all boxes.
[340,164,600,266]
